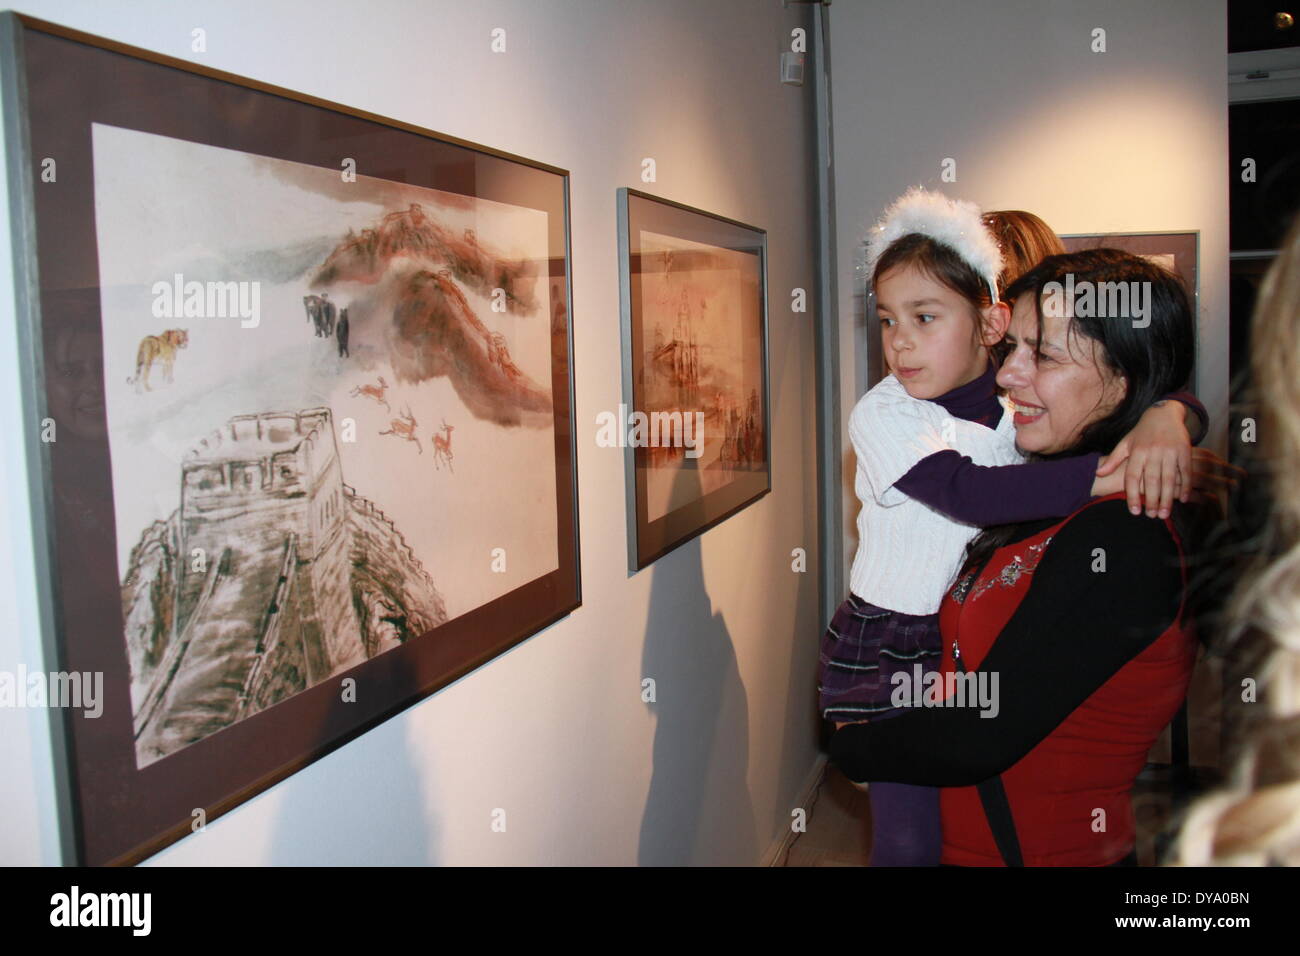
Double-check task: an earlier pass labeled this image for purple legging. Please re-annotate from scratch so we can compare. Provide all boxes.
[867,781,941,866]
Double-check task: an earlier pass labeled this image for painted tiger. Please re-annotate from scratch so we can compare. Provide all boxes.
[127,329,188,393]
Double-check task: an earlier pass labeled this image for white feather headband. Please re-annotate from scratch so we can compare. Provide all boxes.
[863,187,1003,304]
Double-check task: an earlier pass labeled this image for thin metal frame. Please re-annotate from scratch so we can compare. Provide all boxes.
[0,11,79,866]
[812,1,842,632]
[616,187,771,572]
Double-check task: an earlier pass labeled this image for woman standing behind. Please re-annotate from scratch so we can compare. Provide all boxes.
[982,210,1067,290]
[1174,213,1300,866]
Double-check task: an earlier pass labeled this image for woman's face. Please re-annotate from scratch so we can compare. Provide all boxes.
[48,327,107,441]
[996,294,1127,454]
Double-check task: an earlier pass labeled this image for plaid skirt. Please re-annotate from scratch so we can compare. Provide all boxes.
[817,593,942,721]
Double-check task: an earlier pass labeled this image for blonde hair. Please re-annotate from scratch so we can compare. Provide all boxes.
[981,210,1066,295]
[1171,213,1300,866]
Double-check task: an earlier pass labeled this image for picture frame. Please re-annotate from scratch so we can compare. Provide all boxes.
[860,240,885,392]
[616,188,770,571]
[1,13,580,866]
[1059,231,1200,307]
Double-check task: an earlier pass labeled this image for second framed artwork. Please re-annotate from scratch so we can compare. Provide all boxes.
[616,189,771,571]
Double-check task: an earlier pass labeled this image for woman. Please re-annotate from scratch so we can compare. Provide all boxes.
[982,209,1067,292]
[829,247,1208,866]
[1173,212,1300,866]
[983,210,1208,508]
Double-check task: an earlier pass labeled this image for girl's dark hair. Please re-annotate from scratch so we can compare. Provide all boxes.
[961,247,1197,577]
[873,233,994,310]
[872,233,995,351]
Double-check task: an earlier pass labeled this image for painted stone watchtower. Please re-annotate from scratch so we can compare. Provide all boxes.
[127,404,449,765]
[180,407,346,567]
[174,407,357,673]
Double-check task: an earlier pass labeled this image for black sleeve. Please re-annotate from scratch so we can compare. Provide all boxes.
[828,499,1184,786]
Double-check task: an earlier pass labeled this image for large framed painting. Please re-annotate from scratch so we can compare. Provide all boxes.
[2,14,579,865]
[1060,231,1200,307]
[616,189,770,571]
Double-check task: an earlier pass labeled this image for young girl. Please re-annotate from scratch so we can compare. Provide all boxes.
[819,189,1206,866]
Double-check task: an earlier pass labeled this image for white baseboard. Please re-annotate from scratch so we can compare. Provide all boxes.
[762,754,828,866]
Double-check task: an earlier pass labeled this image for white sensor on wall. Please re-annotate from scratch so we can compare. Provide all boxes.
[781,52,805,86]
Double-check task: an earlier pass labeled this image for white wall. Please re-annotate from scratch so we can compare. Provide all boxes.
[0,0,823,865]
[828,0,1230,596]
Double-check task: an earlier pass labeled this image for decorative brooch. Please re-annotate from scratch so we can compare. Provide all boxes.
[950,536,1054,606]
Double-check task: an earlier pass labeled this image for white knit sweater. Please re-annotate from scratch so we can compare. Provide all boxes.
[848,374,1024,615]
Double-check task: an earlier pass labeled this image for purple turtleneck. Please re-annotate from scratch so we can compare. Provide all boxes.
[930,359,1003,427]
[891,362,1209,527]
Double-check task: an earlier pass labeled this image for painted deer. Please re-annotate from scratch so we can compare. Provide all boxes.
[350,376,390,411]
[380,405,422,454]
[432,419,455,472]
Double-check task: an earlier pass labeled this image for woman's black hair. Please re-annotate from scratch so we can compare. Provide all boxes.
[961,247,1197,577]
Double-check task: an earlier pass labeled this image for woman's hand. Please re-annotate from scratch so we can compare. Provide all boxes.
[1091,457,1127,499]
[1095,445,1246,520]
[1096,401,1190,518]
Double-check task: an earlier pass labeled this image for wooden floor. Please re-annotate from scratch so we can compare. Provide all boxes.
[782,762,1190,867]
[782,763,873,866]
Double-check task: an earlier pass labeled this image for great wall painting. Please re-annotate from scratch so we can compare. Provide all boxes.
[93,123,560,766]
[638,231,766,522]
[124,408,448,761]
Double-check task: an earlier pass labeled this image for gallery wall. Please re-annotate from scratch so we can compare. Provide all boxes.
[828,0,1230,613]
[0,0,823,864]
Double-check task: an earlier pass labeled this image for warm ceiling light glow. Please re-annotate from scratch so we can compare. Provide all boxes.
[1276,11,1296,30]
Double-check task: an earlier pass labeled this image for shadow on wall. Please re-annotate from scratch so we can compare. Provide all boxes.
[638,459,759,865]
[775,510,826,852]
[268,711,438,865]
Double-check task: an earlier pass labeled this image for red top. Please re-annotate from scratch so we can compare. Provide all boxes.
[936,493,1196,866]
